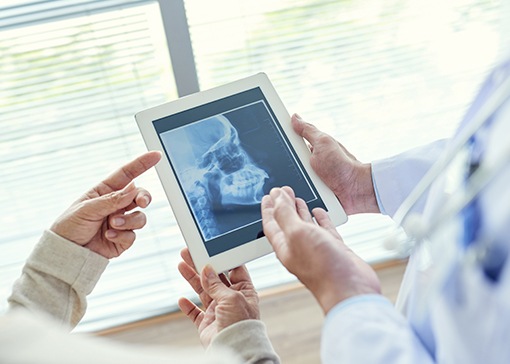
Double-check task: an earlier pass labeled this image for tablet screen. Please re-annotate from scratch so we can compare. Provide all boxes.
[153,87,326,256]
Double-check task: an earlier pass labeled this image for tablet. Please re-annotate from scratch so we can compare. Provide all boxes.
[135,73,347,273]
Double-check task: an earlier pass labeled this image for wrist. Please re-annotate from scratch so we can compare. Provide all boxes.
[314,286,379,314]
[311,264,382,314]
[50,222,77,246]
[347,163,379,215]
[317,287,382,314]
[49,216,83,247]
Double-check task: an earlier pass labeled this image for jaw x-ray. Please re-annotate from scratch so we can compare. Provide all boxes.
[164,112,269,241]
[156,89,326,256]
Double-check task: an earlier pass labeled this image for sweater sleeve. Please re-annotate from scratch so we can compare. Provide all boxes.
[7,229,108,329]
[0,310,243,364]
[209,320,280,364]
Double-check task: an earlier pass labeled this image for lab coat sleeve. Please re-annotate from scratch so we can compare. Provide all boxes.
[321,295,435,364]
[371,139,448,217]
[7,229,108,328]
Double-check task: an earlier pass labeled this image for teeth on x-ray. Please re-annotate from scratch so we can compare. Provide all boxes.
[188,115,268,239]
[197,115,268,205]
[220,164,268,205]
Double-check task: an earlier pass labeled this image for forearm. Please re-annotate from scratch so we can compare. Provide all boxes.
[322,295,434,364]
[7,230,108,328]
[209,320,280,364]
[345,162,380,215]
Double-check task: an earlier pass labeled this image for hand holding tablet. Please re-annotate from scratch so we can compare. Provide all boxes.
[135,73,347,273]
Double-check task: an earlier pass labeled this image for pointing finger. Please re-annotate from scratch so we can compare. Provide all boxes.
[270,188,304,235]
[96,151,161,195]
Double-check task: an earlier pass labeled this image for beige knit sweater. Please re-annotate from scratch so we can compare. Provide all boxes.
[1,230,280,364]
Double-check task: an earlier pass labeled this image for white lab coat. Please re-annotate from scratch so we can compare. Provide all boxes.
[321,59,510,363]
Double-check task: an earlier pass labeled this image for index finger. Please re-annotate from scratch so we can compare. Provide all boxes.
[261,188,303,253]
[270,188,305,235]
[97,151,161,194]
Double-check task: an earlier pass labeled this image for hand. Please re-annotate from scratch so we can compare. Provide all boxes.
[50,151,162,259]
[178,248,260,347]
[292,113,379,215]
[261,186,381,314]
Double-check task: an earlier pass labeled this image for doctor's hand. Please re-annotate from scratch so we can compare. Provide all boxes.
[262,186,381,314]
[178,248,260,347]
[292,113,379,215]
[50,151,161,259]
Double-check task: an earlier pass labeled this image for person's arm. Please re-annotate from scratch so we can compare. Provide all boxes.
[1,309,243,364]
[178,249,280,364]
[7,151,162,328]
[291,114,379,215]
[261,187,435,363]
[2,151,262,364]
[291,114,448,218]
[7,230,108,327]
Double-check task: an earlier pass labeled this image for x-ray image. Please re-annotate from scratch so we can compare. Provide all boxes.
[158,96,323,255]
[161,112,269,241]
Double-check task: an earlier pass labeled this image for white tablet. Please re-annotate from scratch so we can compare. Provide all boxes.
[135,73,347,273]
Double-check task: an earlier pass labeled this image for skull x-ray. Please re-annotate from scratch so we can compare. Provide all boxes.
[157,92,325,256]
[163,113,269,240]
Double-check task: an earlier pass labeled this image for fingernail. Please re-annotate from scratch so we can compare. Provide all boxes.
[105,230,117,239]
[270,188,281,198]
[294,113,303,121]
[141,195,150,207]
[113,217,125,226]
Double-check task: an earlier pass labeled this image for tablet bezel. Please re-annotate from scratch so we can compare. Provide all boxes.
[135,73,347,273]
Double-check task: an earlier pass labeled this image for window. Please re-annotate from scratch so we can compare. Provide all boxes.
[1,0,508,331]
[0,0,181,330]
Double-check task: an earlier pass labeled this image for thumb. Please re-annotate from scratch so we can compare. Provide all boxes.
[81,182,139,219]
[201,264,230,300]
[291,113,322,145]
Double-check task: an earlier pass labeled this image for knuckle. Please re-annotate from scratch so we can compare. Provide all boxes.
[287,224,305,241]
[228,291,245,304]
[107,190,124,207]
[316,133,332,145]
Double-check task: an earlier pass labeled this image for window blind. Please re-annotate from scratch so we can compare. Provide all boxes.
[0,0,184,331]
[1,0,509,332]
[183,0,510,263]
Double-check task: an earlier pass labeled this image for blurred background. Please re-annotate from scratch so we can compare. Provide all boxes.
[1,0,509,332]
